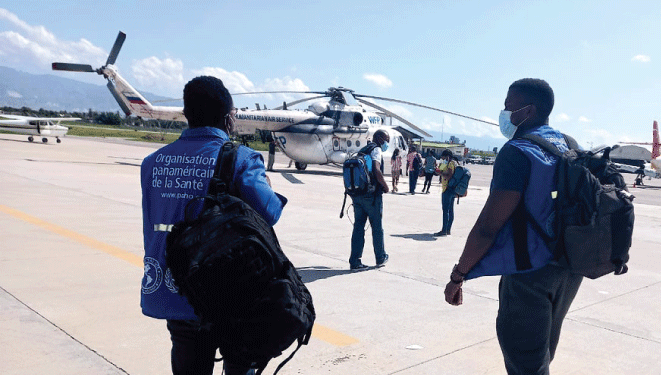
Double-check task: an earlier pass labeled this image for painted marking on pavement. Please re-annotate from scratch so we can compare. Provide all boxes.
[0,204,358,347]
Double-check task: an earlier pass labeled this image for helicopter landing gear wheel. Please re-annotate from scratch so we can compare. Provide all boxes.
[28,136,34,142]
[56,138,61,143]
[294,162,307,171]
[42,138,48,143]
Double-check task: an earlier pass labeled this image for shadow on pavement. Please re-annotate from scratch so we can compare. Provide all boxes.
[390,233,437,241]
[296,266,355,283]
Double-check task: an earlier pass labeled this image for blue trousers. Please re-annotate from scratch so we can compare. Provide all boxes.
[496,264,583,375]
[409,171,418,193]
[167,319,255,375]
[350,194,386,267]
[441,190,455,232]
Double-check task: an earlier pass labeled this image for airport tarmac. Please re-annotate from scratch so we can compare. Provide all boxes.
[1,133,660,375]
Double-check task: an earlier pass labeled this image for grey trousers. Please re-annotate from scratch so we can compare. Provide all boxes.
[496,264,583,375]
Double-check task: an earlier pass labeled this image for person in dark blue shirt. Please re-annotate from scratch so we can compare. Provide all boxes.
[141,76,286,375]
[444,78,583,374]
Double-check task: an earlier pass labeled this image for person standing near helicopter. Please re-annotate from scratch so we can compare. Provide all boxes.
[349,130,390,271]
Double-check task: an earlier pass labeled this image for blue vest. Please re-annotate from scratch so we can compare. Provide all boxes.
[140,127,286,319]
[466,125,568,280]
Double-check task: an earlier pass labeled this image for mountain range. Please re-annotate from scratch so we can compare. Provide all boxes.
[0,65,173,113]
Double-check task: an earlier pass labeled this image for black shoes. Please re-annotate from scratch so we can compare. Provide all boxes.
[433,231,450,237]
[376,254,389,268]
[350,263,369,271]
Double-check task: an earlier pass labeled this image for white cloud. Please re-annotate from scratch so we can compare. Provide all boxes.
[6,90,22,98]
[363,73,393,88]
[631,55,651,63]
[0,8,106,69]
[132,56,186,96]
[555,113,571,122]
[578,116,591,122]
[192,66,256,95]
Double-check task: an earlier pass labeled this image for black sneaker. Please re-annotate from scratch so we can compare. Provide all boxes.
[376,254,389,267]
[433,231,447,237]
[350,263,369,271]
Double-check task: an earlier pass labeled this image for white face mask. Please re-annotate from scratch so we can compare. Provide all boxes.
[498,105,530,140]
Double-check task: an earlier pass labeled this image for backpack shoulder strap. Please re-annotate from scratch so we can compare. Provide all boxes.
[359,142,377,155]
[562,134,580,150]
[208,141,239,196]
[519,133,564,158]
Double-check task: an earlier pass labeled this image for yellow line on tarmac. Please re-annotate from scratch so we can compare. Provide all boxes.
[0,204,358,347]
[0,205,143,267]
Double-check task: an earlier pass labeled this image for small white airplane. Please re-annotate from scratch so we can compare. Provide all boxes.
[0,113,78,143]
[614,120,661,185]
[52,31,495,169]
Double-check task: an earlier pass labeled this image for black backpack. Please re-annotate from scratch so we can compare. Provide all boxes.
[165,142,315,374]
[339,143,378,218]
[521,134,635,279]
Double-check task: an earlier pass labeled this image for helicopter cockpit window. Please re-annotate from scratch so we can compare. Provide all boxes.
[340,91,358,106]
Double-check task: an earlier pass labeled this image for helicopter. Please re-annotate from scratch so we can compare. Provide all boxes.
[52,31,496,170]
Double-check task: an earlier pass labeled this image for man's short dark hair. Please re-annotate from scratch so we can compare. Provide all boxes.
[509,78,554,122]
[183,76,233,128]
[373,130,388,144]
[441,149,453,158]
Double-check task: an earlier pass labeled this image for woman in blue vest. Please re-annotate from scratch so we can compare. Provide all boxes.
[443,78,583,374]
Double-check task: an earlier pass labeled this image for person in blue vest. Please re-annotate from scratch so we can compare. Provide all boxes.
[349,129,390,270]
[443,78,583,374]
[140,76,287,375]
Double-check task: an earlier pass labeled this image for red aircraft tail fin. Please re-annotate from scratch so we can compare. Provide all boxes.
[652,121,659,159]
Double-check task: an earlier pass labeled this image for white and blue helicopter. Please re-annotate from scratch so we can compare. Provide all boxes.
[52,31,494,169]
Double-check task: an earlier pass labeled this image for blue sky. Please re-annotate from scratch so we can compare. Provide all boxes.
[0,1,659,150]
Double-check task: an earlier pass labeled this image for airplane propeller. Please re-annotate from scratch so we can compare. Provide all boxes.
[52,31,131,116]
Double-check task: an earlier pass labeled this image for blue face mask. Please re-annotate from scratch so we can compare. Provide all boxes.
[499,105,530,139]
[380,141,389,151]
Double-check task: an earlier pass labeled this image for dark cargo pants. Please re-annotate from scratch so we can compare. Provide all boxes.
[496,264,583,375]
[167,319,255,375]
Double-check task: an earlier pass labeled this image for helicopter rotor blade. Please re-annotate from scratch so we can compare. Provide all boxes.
[106,31,126,66]
[106,82,132,116]
[273,95,327,110]
[355,94,497,126]
[51,62,96,73]
[232,90,326,96]
[356,98,432,138]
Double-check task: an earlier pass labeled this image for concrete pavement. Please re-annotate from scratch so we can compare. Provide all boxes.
[1,133,660,374]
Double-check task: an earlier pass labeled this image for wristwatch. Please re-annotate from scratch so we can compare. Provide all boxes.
[450,264,467,284]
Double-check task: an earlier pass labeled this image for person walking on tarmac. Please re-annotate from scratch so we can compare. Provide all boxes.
[267,139,276,171]
[140,76,287,375]
[434,149,457,236]
[407,146,422,194]
[422,150,437,194]
[349,129,390,271]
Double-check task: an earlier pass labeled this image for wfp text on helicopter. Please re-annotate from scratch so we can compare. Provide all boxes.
[52,31,496,169]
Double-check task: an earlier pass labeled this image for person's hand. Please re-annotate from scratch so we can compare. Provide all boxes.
[264,174,272,187]
[382,185,389,193]
[444,280,463,306]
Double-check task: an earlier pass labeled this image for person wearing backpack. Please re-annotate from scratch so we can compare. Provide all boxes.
[434,149,458,237]
[443,78,583,375]
[140,76,287,375]
[407,146,422,194]
[421,150,437,194]
[349,130,390,271]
